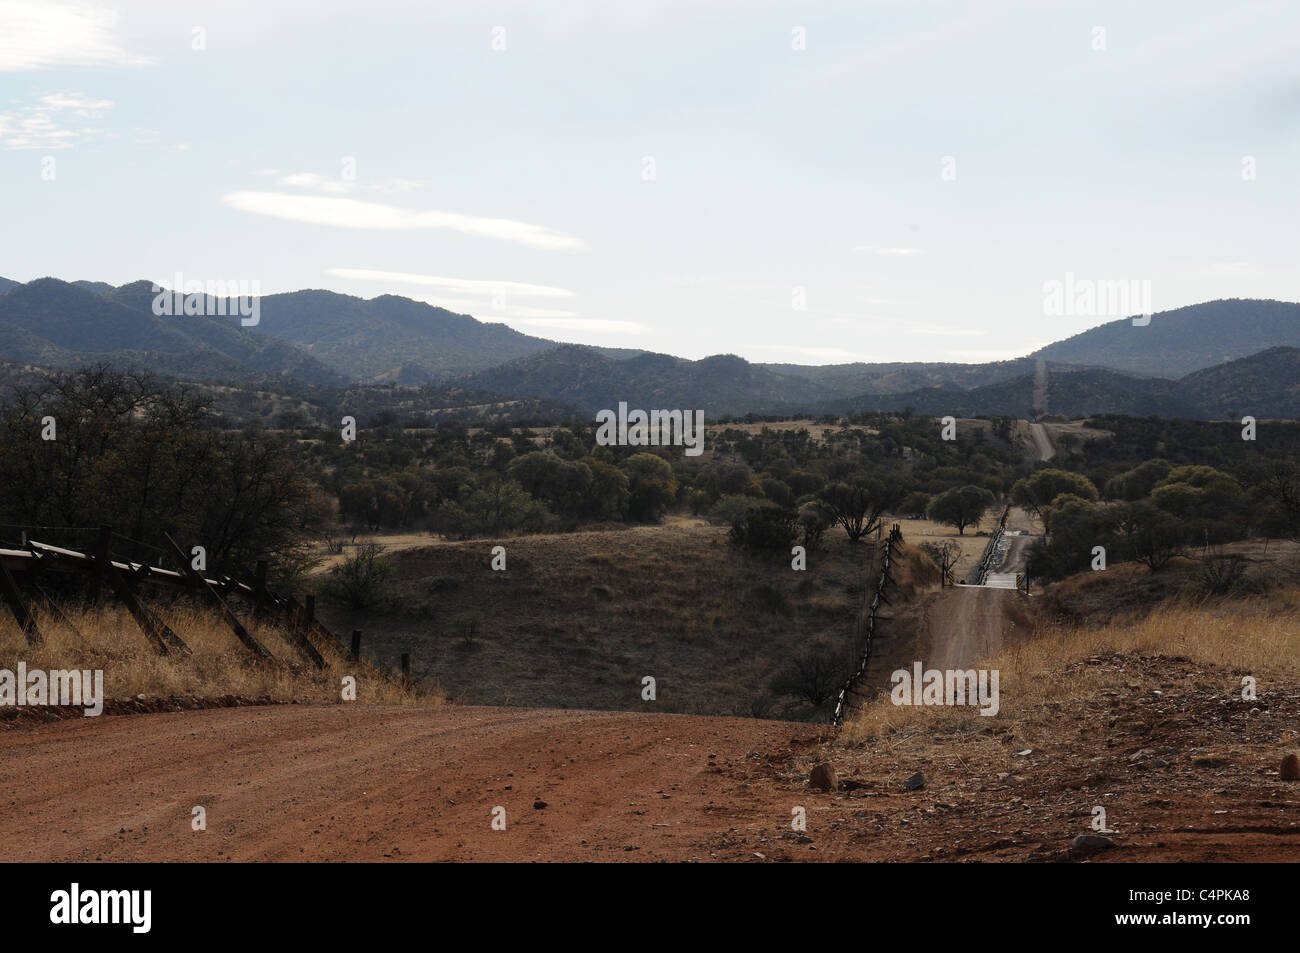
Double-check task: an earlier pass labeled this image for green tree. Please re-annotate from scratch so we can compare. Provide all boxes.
[621,452,678,522]
[926,485,996,535]
[817,475,902,543]
[1011,468,1098,518]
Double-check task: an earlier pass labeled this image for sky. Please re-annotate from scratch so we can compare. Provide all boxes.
[2,0,1297,365]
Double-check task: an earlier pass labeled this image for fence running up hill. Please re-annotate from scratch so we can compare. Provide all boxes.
[971,505,1011,586]
[0,523,335,668]
[831,523,902,726]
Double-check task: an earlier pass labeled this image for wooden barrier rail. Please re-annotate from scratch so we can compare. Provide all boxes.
[0,527,327,668]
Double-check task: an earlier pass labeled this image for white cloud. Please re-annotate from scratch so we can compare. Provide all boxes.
[280,171,353,195]
[0,1,152,71]
[900,323,987,337]
[280,171,427,195]
[488,317,647,334]
[0,89,113,149]
[326,268,573,298]
[945,344,1049,362]
[751,345,872,363]
[223,191,588,252]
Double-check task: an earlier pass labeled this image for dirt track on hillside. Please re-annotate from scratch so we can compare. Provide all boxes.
[924,587,1033,669]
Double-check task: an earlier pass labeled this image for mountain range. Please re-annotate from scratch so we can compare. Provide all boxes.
[1,277,1297,421]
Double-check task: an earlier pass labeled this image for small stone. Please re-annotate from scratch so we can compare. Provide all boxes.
[903,771,925,791]
[1071,834,1113,856]
[533,799,548,809]
[809,762,839,792]
[1281,753,1300,781]
[1015,749,1033,757]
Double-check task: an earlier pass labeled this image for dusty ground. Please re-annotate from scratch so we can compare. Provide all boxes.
[1,676,1295,862]
[923,587,1034,669]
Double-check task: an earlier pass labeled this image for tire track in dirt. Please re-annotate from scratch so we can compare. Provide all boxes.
[0,705,822,862]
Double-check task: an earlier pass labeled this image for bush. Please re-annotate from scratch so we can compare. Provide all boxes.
[1188,555,1259,597]
[729,506,800,555]
[770,641,845,708]
[326,542,394,608]
[450,609,485,645]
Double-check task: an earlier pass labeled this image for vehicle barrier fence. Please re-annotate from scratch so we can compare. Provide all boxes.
[831,522,902,726]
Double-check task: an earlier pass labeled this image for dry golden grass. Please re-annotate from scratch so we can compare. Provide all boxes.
[889,516,993,580]
[844,589,1300,745]
[0,603,438,708]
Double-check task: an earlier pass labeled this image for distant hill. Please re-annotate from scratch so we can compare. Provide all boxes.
[1029,299,1300,378]
[241,290,558,383]
[0,278,346,389]
[1177,346,1300,418]
[826,346,1300,420]
[827,369,1195,419]
[4,278,1298,420]
[763,356,1109,398]
[455,344,839,416]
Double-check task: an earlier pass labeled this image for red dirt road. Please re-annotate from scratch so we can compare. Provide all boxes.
[4,697,1296,862]
[0,705,826,862]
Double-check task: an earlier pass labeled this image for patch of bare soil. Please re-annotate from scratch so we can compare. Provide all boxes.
[2,663,1295,862]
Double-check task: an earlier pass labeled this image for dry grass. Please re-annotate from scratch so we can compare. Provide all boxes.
[316,523,938,719]
[0,602,438,709]
[889,517,994,581]
[844,587,1300,745]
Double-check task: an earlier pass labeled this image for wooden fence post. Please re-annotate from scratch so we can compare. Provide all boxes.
[350,629,361,661]
[164,532,272,661]
[252,560,268,619]
[401,652,411,683]
[0,559,40,646]
[91,524,112,603]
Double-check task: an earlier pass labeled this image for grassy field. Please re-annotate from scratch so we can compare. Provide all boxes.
[318,522,939,719]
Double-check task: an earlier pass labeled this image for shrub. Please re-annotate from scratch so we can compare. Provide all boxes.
[729,506,800,555]
[450,609,485,645]
[326,542,394,608]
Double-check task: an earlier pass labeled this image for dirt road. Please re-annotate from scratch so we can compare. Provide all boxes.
[923,587,1031,669]
[1028,422,1055,461]
[3,695,1294,863]
[0,705,824,862]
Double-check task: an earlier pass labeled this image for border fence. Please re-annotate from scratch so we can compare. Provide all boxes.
[0,523,340,669]
[972,504,1011,586]
[830,522,902,726]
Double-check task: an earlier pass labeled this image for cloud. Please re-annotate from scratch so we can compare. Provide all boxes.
[899,322,987,337]
[280,171,426,195]
[222,191,588,252]
[488,317,647,334]
[326,268,573,298]
[0,89,113,149]
[945,344,1050,362]
[750,345,871,363]
[0,1,152,71]
[854,246,925,256]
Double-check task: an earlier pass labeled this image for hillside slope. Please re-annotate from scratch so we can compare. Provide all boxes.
[1030,298,1300,378]
[0,278,346,388]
